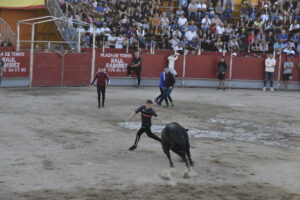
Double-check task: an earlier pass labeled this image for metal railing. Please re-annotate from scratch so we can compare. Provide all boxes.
[0,17,17,46]
[45,0,78,49]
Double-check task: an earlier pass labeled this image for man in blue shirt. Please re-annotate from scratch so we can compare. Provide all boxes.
[155,68,169,106]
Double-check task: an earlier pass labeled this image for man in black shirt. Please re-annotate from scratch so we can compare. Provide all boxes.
[127,52,142,88]
[217,56,228,91]
[128,100,162,151]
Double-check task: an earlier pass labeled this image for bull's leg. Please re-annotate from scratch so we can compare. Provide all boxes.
[172,146,190,170]
[186,142,194,166]
[163,146,174,168]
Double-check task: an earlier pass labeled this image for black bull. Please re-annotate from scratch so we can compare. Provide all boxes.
[161,122,194,169]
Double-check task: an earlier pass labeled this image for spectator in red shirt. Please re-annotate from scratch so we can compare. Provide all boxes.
[91,67,109,108]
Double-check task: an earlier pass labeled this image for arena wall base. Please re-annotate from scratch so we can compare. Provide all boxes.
[0,78,29,87]
[110,77,300,91]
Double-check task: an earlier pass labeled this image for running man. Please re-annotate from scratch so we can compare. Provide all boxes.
[155,67,169,106]
[128,100,162,151]
[91,67,109,108]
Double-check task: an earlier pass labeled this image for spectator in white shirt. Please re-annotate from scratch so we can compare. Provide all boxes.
[115,34,125,49]
[185,28,198,41]
[160,12,170,29]
[211,15,224,26]
[169,36,180,50]
[289,19,300,32]
[197,0,207,20]
[107,33,117,48]
[172,28,182,39]
[178,14,188,28]
[188,0,198,20]
[201,14,211,32]
[263,53,276,91]
[216,24,225,35]
[99,23,111,37]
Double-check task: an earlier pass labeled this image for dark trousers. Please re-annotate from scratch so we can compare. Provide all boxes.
[97,86,106,107]
[158,87,173,106]
[127,66,141,86]
[155,88,164,103]
[264,72,274,87]
[132,126,161,147]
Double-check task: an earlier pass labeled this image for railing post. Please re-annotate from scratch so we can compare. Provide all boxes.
[91,26,96,83]
[77,28,81,52]
[277,53,282,90]
[29,24,35,88]
[229,53,233,89]
[126,39,129,54]
[102,37,105,53]
[182,53,186,87]
[17,22,20,51]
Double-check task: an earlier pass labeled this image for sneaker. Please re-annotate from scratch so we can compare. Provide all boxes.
[262,87,266,91]
[270,87,274,92]
[129,145,137,151]
[171,103,174,107]
[154,98,159,105]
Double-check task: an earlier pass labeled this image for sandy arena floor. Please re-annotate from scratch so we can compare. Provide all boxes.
[0,86,300,200]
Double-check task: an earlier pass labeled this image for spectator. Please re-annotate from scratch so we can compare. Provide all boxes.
[201,14,211,32]
[197,0,208,20]
[189,20,198,32]
[188,0,198,20]
[216,56,228,91]
[185,28,198,41]
[283,56,294,91]
[178,14,188,29]
[263,53,276,92]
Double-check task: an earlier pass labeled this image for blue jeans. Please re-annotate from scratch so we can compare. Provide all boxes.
[264,72,274,87]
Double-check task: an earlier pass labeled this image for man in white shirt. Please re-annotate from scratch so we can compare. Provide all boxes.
[211,15,224,26]
[168,53,179,76]
[172,28,182,39]
[169,36,180,50]
[99,23,111,37]
[188,0,198,20]
[216,24,225,35]
[115,34,125,49]
[185,29,197,41]
[197,0,207,20]
[263,54,276,91]
[178,14,188,28]
[201,14,211,32]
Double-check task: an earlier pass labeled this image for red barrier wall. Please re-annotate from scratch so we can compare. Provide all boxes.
[33,53,62,86]
[3,50,299,86]
[63,53,91,86]
[186,55,230,79]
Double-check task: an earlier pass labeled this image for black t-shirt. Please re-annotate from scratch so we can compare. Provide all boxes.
[217,62,228,73]
[135,105,157,127]
[133,57,142,68]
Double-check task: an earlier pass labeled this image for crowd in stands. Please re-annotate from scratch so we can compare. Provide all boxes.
[58,0,300,55]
